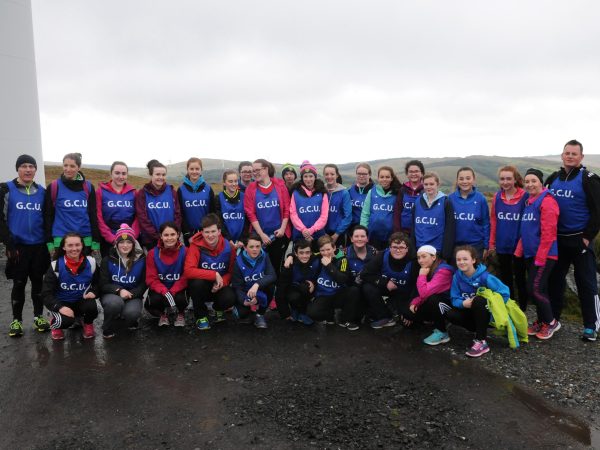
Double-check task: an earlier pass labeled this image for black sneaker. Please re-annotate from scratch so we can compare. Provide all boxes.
[339,322,360,331]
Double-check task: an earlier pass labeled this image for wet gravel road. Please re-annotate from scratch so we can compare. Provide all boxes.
[0,272,598,449]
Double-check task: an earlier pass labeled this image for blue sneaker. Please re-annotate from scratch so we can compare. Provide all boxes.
[298,313,314,326]
[370,317,396,329]
[423,329,450,346]
[582,328,597,342]
[231,306,240,320]
[290,309,299,322]
[254,314,267,329]
[196,317,211,331]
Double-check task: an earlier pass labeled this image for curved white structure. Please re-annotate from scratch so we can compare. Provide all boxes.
[0,0,44,185]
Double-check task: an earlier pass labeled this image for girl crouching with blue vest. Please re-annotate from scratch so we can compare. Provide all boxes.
[307,235,362,330]
[361,232,419,329]
[278,239,321,324]
[232,233,277,329]
[42,232,100,340]
[145,222,188,327]
[447,245,510,357]
[98,224,146,338]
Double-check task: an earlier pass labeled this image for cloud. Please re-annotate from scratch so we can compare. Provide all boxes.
[31,1,600,164]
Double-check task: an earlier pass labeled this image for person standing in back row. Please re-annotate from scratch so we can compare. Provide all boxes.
[546,140,600,342]
[0,155,51,336]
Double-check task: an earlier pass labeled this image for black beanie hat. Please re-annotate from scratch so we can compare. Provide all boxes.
[16,154,37,171]
[525,168,544,184]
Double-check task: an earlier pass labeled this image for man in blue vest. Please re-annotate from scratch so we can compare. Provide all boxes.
[545,139,600,341]
[0,155,51,336]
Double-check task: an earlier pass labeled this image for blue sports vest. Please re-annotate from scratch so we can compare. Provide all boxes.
[179,183,211,232]
[315,263,344,297]
[236,252,268,290]
[493,191,527,254]
[255,188,281,235]
[400,191,419,231]
[291,258,321,284]
[414,196,446,252]
[381,250,413,292]
[345,245,369,277]
[153,246,186,289]
[519,191,558,259]
[146,185,175,230]
[449,190,487,247]
[198,242,232,276]
[292,191,324,240]
[326,190,345,234]
[6,182,45,245]
[55,257,94,302]
[367,189,396,242]
[100,188,136,233]
[107,257,145,290]
[219,192,245,242]
[348,185,368,225]
[52,179,92,238]
[548,170,590,233]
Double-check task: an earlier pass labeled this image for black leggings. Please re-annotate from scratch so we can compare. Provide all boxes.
[145,290,188,316]
[49,298,99,329]
[445,296,489,340]
[7,244,49,320]
[187,279,236,319]
[525,258,556,324]
[279,283,313,316]
[264,236,289,278]
[496,253,528,311]
[307,286,361,323]
[397,294,451,331]
[361,282,410,321]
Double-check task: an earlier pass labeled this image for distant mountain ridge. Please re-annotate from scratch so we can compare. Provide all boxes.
[46,155,600,193]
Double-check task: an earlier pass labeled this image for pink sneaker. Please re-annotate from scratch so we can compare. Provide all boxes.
[527,321,542,336]
[82,323,95,339]
[51,328,64,340]
[173,313,185,327]
[158,313,170,327]
[536,320,561,340]
[465,340,490,358]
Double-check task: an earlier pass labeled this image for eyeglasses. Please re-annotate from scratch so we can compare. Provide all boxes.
[390,245,408,251]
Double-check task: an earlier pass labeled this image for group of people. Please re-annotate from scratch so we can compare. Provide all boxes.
[1,139,598,358]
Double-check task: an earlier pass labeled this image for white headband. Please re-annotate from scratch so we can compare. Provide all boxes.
[417,245,437,256]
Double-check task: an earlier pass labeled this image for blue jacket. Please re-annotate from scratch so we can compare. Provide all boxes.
[450,263,510,308]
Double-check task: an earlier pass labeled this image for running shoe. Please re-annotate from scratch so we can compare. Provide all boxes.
[370,317,396,329]
[339,321,360,331]
[174,313,186,327]
[536,320,561,340]
[466,340,490,358]
[82,323,95,339]
[34,316,50,332]
[8,319,23,337]
[196,317,211,331]
[158,313,170,327]
[51,328,64,340]
[289,309,299,322]
[254,314,268,329]
[268,298,277,310]
[527,320,542,336]
[298,313,314,326]
[102,331,115,339]
[582,328,598,342]
[214,310,226,323]
[423,329,450,346]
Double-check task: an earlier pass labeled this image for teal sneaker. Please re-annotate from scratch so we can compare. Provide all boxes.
[196,317,211,331]
[34,316,51,332]
[9,319,24,337]
[582,328,597,342]
[423,329,450,346]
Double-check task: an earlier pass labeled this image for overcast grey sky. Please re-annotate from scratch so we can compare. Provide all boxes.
[31,1,600,166]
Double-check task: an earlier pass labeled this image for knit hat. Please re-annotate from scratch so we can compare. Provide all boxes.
[417,245,437,256]
[15,154,37,170]
[114,223,135,243]
[299,160,317,178]
[281,163,297,179]
[525,168,544,184]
